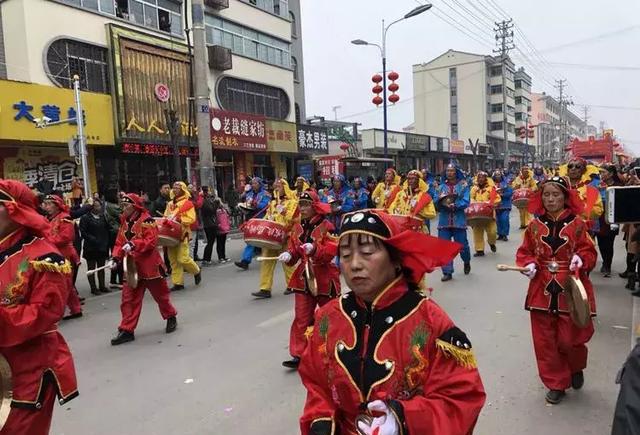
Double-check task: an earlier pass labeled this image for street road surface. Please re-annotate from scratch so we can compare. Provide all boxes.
[51,215,631,435]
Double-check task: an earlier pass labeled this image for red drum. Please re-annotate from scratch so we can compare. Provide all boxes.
[513,188,532,209]
[155,218,182,247]
[390,214,423,232]
[242,218,287,250]
[465,202,494,226]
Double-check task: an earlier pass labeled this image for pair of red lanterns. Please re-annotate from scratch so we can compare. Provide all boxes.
[372,71,400,106]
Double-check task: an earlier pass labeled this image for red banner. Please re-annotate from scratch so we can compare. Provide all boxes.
[210,109,267,151]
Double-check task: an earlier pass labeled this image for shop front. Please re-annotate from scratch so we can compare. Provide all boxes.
[295,123,329,182]
[0,79,114,195]
[96,25,197,197]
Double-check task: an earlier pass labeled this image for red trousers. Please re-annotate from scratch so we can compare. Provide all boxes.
[119,278,177,333]
[66,265,82,315]
[0,382,56,435]
[530,310,594,390]
[289,293,331,358]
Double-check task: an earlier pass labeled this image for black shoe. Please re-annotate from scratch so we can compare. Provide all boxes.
[100,287,111,293]
[111,330,135,345]
[490,244,497,253]
[235,260,249,270]
[441,274,453,282]
[571,371,584,390]
[503,236,509,242]
[602,268,611,278]
[63,312,83,320]
[464,262,471,275]
[282,357,300,369]
[545,389,566,404]
[166,316,177,333]
[195,272,202,285]
[620,271,631,279]
[631,289,640,297]
[79,296,86,302]
[171,284,185,292]
[626,276,637,290]
[473,251,484,257]
[90,288,101,295]
[283,288,294,295]
[251,290,272,299]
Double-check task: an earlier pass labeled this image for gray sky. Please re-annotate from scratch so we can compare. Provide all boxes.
[300,0,640,156]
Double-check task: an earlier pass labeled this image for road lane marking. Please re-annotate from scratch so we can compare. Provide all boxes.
[257,310,293,328]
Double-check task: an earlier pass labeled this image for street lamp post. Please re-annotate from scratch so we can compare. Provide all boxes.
[351,4,432,159]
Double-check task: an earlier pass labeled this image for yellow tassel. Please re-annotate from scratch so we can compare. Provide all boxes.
[30,259,72,274]
[435,339,477,369]
[142,222,157,228]
[304,326,314,340]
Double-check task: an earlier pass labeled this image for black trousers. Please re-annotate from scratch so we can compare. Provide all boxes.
[86,257,107,290]
[203,227,227,261]
[597,232,617,270]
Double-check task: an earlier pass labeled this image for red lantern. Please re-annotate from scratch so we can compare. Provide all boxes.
[339,143,350,151]
[372,74,383,83]
[387,71,399,81]
[372,85,383,94]
[372,96,384,106]
[388,94,400,104]
[388,83,399,93]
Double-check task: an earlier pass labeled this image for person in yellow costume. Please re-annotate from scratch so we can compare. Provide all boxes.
[371,168,402,211]
[251,178,298,299]
[388,169,436,233]
[470,172,501,256]
[559,158,603,233]
[164,181,201,291]
[512,166,537,229]
[294,176,310,199]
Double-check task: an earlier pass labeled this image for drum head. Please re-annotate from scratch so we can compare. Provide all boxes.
[244,238,283,250]
[565,276,591,328]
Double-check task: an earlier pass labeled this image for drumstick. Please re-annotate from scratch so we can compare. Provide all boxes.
[86,262,113,276]
[256,256,281,261]
[496,264,529,272]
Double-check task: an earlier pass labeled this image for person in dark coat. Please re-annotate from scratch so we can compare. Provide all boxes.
[80,200,112,295]
[612,342,640,434]
[200,188,218,266]
[104,190,124,289]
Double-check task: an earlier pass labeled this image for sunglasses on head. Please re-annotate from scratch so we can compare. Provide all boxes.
[567,164,583,169]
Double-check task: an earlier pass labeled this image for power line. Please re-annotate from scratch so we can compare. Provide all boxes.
[539,25,640,54]
[546,62,640,71]
[440,0,495,37]
[463,0,496,23]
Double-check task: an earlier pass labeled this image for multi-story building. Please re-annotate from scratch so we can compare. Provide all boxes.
[413,49,533,170]
[0,0,306,196]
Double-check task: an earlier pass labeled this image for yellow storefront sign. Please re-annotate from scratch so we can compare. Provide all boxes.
[266,119,298,153]
[0,80,114,145]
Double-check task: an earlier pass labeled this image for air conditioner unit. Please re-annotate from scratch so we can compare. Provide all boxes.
[203,0,229,9]
[207,45,232,71]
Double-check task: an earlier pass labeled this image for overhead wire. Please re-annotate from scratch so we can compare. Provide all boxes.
[438,0,495,39]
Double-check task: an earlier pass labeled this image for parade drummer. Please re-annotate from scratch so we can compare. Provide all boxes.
[109,193,178,345]
[560,158,603,233]
[388,169,436,233]
[298,209,485,434]
[515,175,597,404]
[0,180,78,435]
[163,182,201,291]
[470,171,501,256]
[251,178,299,299]
[348,177,369,211]
[512,166,538,229]
[435,163,471,281]
[41,193,83,320]
[235,177,271,271]
[371,168,402,211]
[277,190,340,369]
[492,170,513,242]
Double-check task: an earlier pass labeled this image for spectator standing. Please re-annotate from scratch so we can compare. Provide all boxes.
[80,200,112,295]
[214,197,231,263]
[200,187,217,266]
[190,184,205,261]
[596,164,623,277]
[104,190,124,289]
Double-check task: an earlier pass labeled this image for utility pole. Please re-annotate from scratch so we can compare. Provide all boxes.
[582,105,589,137]
[555,79,573,153]
[494,19,514,170]
[72,75,91,199]
[331,105,342,121]
[192,0,216,192]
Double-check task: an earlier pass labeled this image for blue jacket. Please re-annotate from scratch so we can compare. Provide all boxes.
[348,187,369,210]
[323,186,354,213]
[495,180,513,210]
[435,179,470,229]
[242,187,270,218]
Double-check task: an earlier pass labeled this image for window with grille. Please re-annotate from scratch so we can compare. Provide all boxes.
[217,76,290,120]
[46,38,109,93]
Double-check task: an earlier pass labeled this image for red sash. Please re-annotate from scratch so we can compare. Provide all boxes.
[409,191,433,217]
[384,185,401,209]
[584,185,599,218]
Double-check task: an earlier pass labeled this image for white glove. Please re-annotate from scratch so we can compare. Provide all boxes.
[356,400,399,435]
[522,263,537,280]
[570,254,583,271]
[610,224,620,231]
[302,243,315,255]
[122,243,133,253]
[108,259,117,270]
[244,184,251,192]
[278,252,292,263]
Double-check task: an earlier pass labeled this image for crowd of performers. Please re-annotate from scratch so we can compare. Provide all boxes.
[0,155,638,434]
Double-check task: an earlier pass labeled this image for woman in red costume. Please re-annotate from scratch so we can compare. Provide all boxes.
[279,190,340,369]
[516,175,597,404]
[299,209,485,435]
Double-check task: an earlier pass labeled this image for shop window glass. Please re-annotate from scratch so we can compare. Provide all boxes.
[217,77,290,120]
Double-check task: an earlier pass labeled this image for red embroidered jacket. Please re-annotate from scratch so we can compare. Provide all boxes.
[112,211,164,280]
[299,277,486,435]
[0,229,78,409]
[286,216,340,297]
[47,212,79,265]
[516,210,597,315]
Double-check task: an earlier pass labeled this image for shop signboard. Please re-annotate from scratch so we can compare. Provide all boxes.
[406,133,429,151]
[450,139,465,154]
[210,109,267,151]
[296,124,329,154]
[316,155,344,182]
[266,120,298,153]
